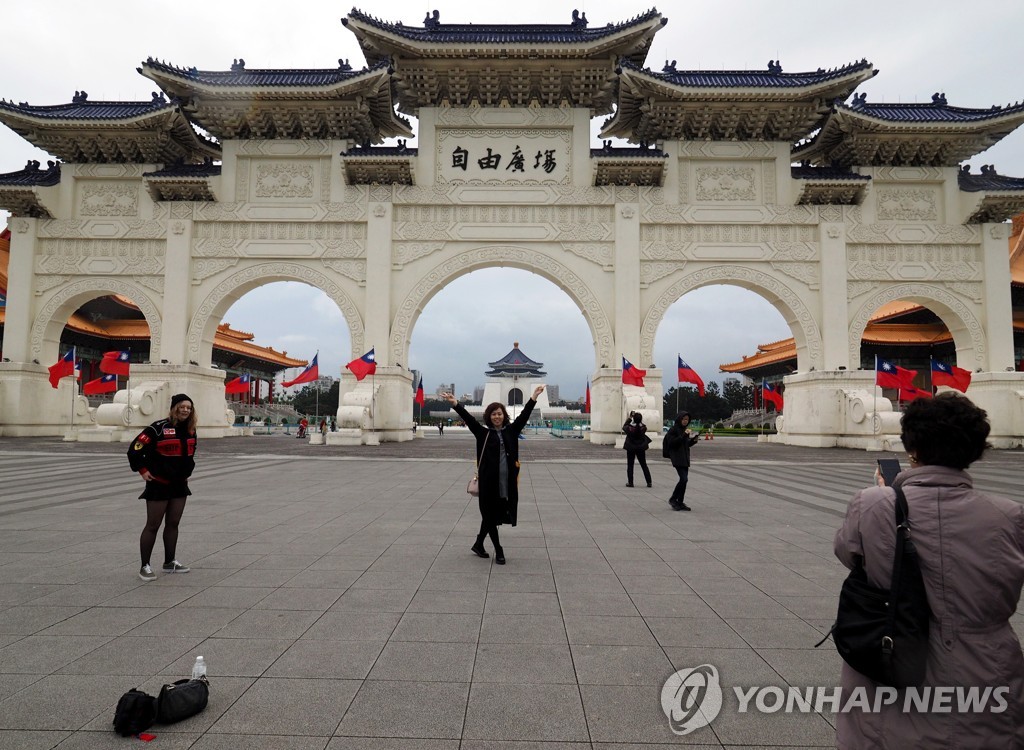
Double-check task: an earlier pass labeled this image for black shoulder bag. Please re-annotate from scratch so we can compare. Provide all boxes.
[816,486,931,688]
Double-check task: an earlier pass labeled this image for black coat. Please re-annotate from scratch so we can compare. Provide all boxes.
[664,425,699,468]
[622,420,650,452]
[454,400,536,526]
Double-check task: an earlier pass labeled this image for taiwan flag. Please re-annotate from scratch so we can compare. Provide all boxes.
[346,348,377,381]
[281,353,319,388]
[899,385,932,402]
[225,373,251,394]
[414,374,425,407]
[762,381,784,411]
[84,373,118,395]
[678,356,705,397]
[930,359,971,393]
[584,380,591,414]
[621,356,646,387]
[99,350,131,376]
[47,347,76,389]
[876,358,917,390]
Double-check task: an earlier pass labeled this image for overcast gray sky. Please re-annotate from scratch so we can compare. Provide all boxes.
[2,1,1022,399]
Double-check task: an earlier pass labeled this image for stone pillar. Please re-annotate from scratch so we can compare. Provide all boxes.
[589,367,622,445]
[613,196,640,361]
[159,218,193,364]
[980,223,1015,371]
[2,218,38,363]
[819,222,851,370]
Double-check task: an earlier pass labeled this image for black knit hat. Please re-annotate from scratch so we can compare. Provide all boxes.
[170,393,192,408]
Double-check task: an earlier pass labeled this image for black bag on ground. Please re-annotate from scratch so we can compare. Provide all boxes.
[156,678,209,723]
[112,688,157,736]
[817,486,931,688]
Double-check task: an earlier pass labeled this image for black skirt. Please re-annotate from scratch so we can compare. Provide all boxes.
[140,480,191,502]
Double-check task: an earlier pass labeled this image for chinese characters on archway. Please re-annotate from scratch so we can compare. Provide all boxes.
[451,145,558,174]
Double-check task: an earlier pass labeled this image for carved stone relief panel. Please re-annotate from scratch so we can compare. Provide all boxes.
[560,243,613,268]
[238,140,332,156]
[846,222,978,244]
[434,106,574,128]
[641,224,818,261]
[79,183,139,217]
[392,242,446,267]
[875,186,940,222]
[36,239,165,276]
[847,245,981,281]
[644,202,817,225]
[694,164,758,202]
[391,204,613,242]
[253,162,317,199]
[193,222,365,258]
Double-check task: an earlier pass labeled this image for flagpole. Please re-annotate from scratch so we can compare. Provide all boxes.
[873,354,879,435]
[69,348,76,433]
[760,378,764,436]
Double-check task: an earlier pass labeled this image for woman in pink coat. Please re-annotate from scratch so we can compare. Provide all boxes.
[834,392,1023,749]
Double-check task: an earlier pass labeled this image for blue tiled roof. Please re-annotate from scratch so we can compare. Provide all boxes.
[143,162,221,178]
[487,345,545,375]
[141,58,391,87]
[345,7,664,45]
[626,58,874,88]
[342,143,418,157]
[841,92,1024,123]
[791,165,870,181]
[0,92,172,120]
[591,143,667,158]
[958,165,1024,192]
[0,160,61,186]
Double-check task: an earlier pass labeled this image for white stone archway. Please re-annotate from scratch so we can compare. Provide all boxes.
[186,262,365,367]
[388,244,614,368]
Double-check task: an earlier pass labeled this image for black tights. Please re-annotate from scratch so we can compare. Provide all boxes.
[140,497,187,566]
[477,518,501,549]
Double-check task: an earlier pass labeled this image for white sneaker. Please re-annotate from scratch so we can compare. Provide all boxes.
[162,560,190,573]
[139,564,157,582]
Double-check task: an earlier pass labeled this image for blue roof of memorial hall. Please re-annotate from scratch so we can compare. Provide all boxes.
[486,343,546,377]
[633,58,875,89]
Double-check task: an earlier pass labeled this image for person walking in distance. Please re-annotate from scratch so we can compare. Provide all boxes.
[127,393,197,580]
[622,411,652,488]
[443,386,545,565]
[663,411,699,510]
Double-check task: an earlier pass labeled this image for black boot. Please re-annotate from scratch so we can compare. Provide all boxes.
[471,535,489,558]
[494,545,505,565]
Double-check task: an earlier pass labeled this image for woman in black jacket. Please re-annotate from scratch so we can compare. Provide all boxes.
[664,411,700,511]
[622,411,652,488]
[443,385,544,565]
[127,393,197,581]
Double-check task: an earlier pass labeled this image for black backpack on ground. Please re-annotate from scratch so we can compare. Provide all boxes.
[817,486,932,687]
[112,688,157,736]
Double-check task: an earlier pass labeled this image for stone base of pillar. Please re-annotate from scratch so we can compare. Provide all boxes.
[309,433,325,445]
[0,361,96,435]
[953,372,1024,448]
[328,428,365,446]
[590,368,663,446]
[335,366,413,443]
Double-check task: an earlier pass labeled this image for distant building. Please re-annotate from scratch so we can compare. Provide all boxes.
[473,385,485,403]
[435,383,455,398]
[546,384,559,403]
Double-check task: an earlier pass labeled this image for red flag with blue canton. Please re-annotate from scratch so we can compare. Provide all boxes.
[347,348,377,381]
[621,356,645,387]
[225,373,251,394]
[100,350,131,376]
[677,355,705,397]
[282,353,319,388]
[48,347,76,389]
[930,359,971,393]
[876,358,916,390]
[84,373,118,395]
[899,385,932,402]
[762,382,784,411]
[414,374,425,407]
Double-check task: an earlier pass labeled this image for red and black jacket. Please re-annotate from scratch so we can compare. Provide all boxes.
[127,418,197,484]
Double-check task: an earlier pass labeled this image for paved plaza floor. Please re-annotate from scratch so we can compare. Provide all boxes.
[0,433,1021,749]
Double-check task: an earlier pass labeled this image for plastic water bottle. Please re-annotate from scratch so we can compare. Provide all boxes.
[191,655,206,680]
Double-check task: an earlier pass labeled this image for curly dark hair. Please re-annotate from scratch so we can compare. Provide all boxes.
[483,402,509,427]
[900,392,991,470]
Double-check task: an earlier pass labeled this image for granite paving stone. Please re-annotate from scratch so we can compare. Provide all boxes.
[1,437,1020,748]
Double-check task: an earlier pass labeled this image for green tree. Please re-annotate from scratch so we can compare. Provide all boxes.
[663,386,731,424]
[722,379,754,410]
[292,381,339,415]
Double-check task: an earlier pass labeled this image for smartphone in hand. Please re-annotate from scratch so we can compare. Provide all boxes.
[877,457,901,487]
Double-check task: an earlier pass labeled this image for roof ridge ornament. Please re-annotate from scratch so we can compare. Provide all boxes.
[571,9,588,28]
[338,58,352,71]
[231,58,246,72]
[931,91,947,105]
[423,9,439,29]
[851,91,867,109]
[767,59,782,74]
[72,90,88,104]
[663,59,677,73]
